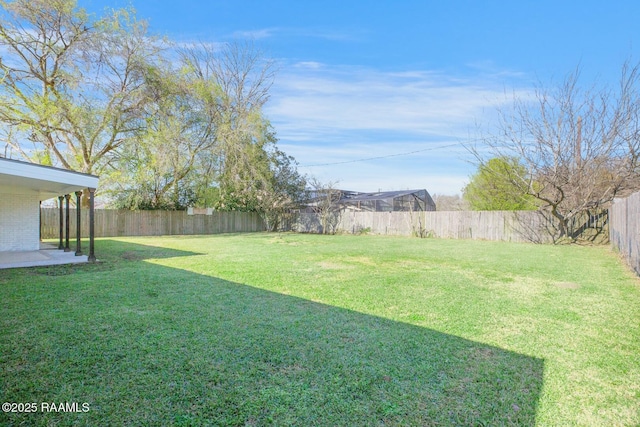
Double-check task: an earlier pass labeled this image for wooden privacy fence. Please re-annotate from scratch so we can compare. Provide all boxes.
[285,210,608,244]
[610,192,640,275]
[40,209,265,238]
[41,207,609,245]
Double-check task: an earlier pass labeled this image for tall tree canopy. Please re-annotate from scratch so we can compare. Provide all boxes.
[109,40,307,220]
[0,0,306,223]
[0,0,160,175]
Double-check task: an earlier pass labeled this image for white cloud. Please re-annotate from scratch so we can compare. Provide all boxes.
[230,27,364,43]
[294,61,325,70]
[266,63,532,195]
[232,28,279,40]
[268,64,524,138]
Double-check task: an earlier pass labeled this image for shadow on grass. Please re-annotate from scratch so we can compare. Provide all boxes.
[1,240,544,426]
[0,239,205,279]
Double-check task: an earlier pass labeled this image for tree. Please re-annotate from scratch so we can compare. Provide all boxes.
[177,40,278,210]
[107,40,290,212]
[180,41,307,226]
[463,156,538,211]
[214,121,307,230]
[0,0,161,176]
[308,178,342,234]
[108,52,218,210]
[1,2,307,218]
[248,146,308,231]
[473,64,640,239]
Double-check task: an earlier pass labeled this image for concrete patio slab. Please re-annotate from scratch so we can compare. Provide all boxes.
[0,248,89,270]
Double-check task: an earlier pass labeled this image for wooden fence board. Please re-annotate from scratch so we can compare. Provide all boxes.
[40,209,266,239]
[288,210,563,243]
[610,192,640,275]
[42,207,611,247]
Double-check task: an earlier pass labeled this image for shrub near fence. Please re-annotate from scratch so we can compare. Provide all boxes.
[610,192,640,275]
[40,209,265,239]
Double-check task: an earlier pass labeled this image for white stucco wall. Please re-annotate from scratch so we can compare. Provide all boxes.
[0,192,41,251]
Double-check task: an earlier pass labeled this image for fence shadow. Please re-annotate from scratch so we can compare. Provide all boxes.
[512,210,556,244]
[1,240,544,426]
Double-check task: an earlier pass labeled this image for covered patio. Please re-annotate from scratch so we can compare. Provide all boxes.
[0,243,91,269]
[0,158,99,269]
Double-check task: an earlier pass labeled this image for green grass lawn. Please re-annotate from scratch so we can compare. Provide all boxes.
[1,233,639,426]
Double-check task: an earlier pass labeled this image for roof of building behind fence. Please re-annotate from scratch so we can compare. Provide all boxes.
[341,189,428,202]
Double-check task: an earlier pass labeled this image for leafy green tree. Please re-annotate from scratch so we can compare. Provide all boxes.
[180,41,307,226]
[109,39,306,219]
[215,120,307,230]
[1,1,307,219]
[107,55,218,210]
[463,156,537,210]
[0,0,161,175]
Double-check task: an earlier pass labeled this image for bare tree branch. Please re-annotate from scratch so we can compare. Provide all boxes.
[469,63,640,240]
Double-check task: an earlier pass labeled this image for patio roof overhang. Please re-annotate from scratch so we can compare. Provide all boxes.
[0,157,99,264]
[0,157,99,200]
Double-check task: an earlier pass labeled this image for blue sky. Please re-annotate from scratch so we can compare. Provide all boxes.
[82,0,640,195]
